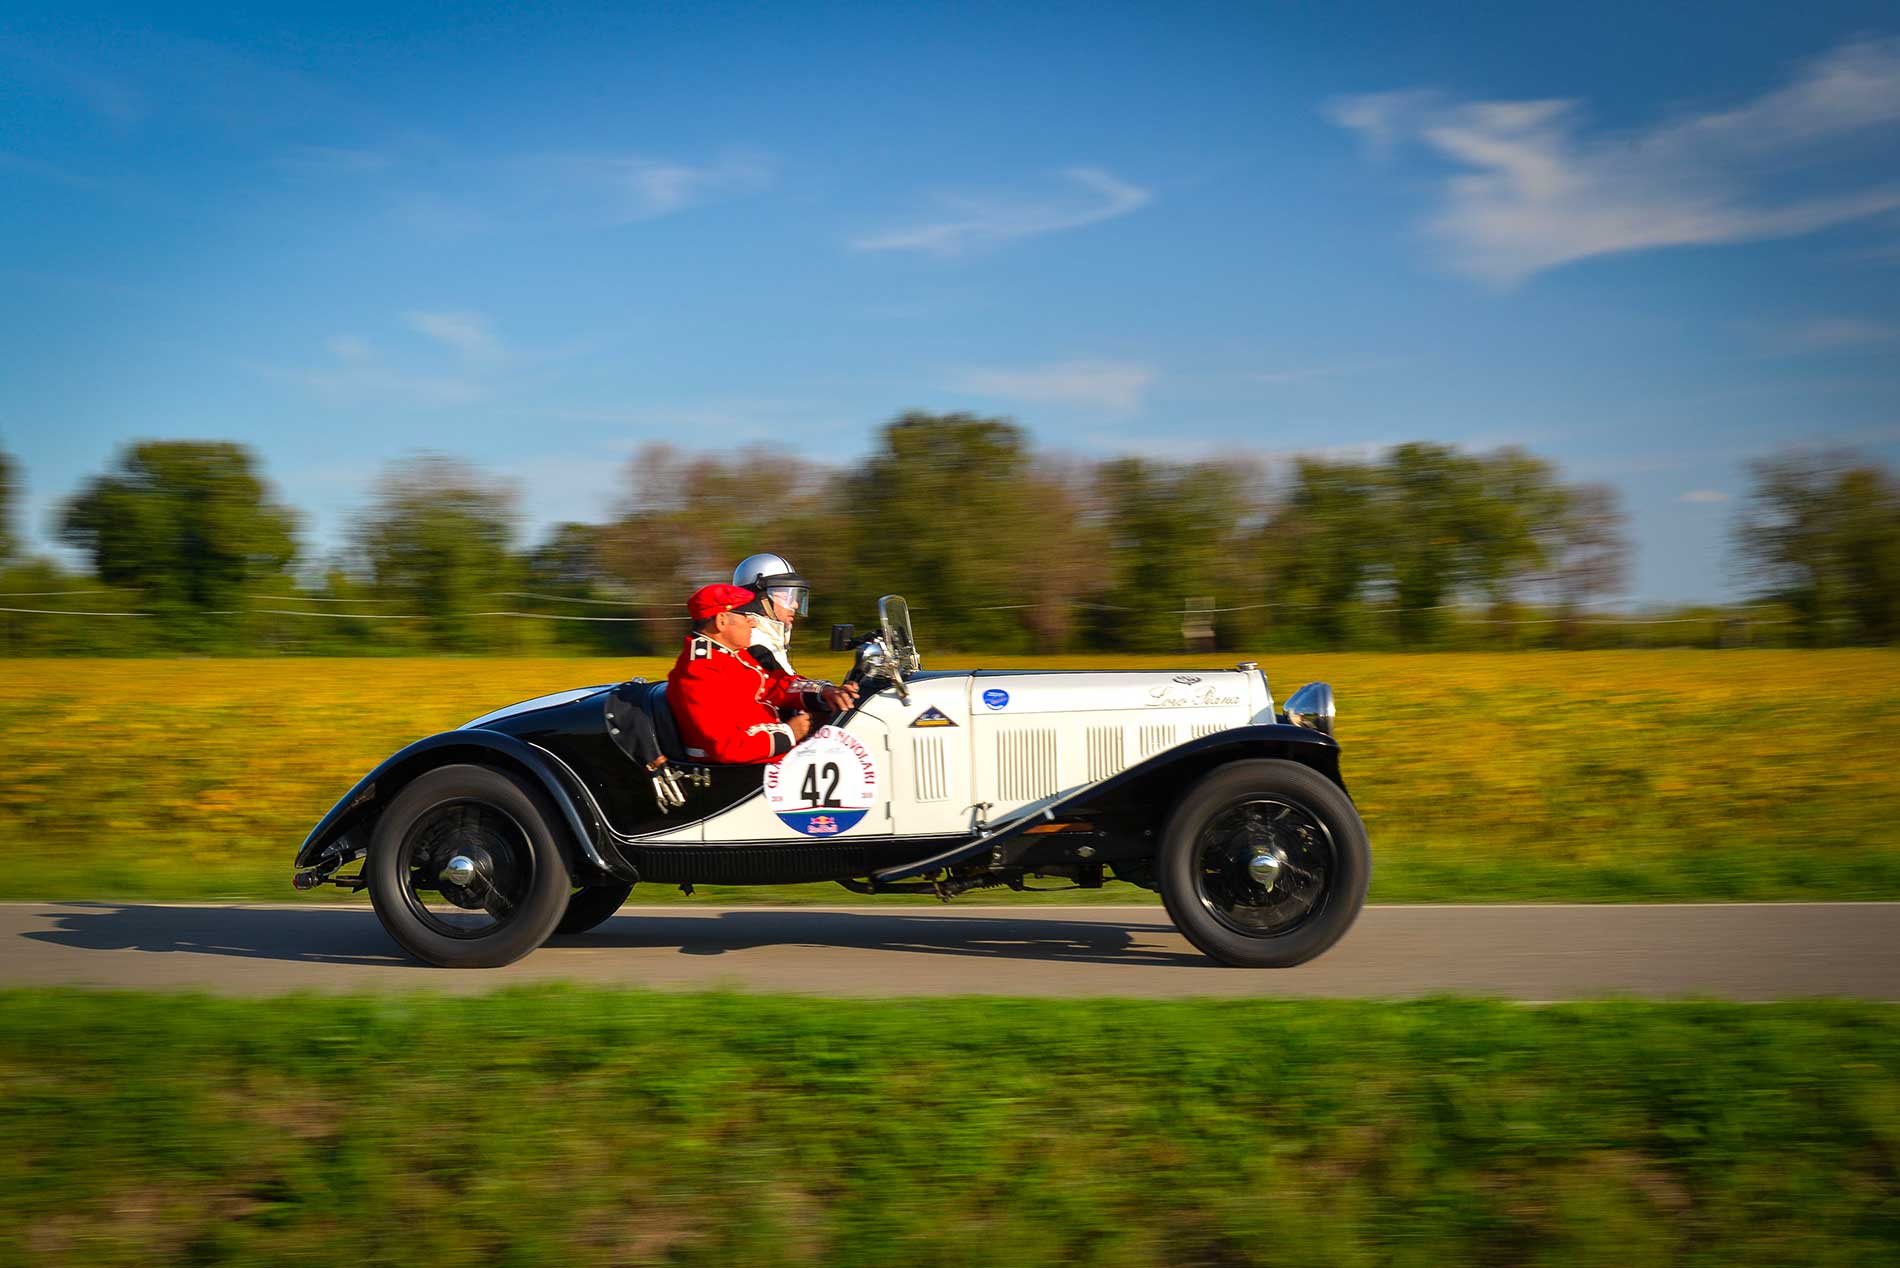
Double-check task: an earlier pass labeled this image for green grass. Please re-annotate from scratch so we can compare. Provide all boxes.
[2,988,1897,1266]
[5,650,1900,904]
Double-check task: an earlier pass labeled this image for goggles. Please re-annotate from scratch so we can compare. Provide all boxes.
[764,584,810,617]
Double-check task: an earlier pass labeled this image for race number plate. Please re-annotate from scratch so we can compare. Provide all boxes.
[762,725,880,836]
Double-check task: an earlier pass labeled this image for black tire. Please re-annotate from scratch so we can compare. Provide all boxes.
[367,763,572,968]
[554,882,635,935]
[1158,759,1370,968]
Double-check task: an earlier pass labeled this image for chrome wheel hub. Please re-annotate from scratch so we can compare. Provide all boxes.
[433,842,498,910]
[1246,849,1284,891]
[1192,796,1334,938]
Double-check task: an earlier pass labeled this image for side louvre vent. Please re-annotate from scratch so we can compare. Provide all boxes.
[1086,726,1125,781]
[912,733,950,802]
[1192,722,1227,739]
[997,728,1059,802]
[1138,724,1178,758]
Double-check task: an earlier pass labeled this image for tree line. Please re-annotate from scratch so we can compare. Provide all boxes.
[1,413,1894,654]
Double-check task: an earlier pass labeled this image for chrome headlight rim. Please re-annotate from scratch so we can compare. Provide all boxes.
[1284,681,1336,737]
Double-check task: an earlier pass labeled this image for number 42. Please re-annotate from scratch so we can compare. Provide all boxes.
[800,762,843,807]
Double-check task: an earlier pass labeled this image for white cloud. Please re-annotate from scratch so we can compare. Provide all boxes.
[1325,90,1438,157]
[270,336,482,408]
[852,167,1152,255]
[277,145,392,176]
[1078,433,1391,466]
[951,360,1155,413]
[1330,36,1900,284]
[1248,366,1354,385]
[7,47,145,127]
[1679,489,1730,504]
[406,310,503,362]
[0,150,101,188]
[1246,359,1406,385]
[531,151,772,224]
[1780,317,1900,350]
[287,365,482,408]
[326,334,372,362]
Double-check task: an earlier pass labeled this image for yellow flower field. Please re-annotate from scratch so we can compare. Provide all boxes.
[2,651,1897,902]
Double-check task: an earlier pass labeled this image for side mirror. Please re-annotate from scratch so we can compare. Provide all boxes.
[829,623,855,651]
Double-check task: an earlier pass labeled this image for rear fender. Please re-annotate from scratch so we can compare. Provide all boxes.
[294,730,632,882]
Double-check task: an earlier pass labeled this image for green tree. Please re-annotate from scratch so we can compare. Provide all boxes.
[599,445,848,653]
[0,449,16,564]
[1091,457,1254,651]
[60,441,298,644]
[1384,443,1489,644]
[524,523,607,595]
[351,455,518,651]
[1266,458,1387,647]
[844,412,1043,650]
[1465,448,1567,606]
[1259,445,1618,648]
[1737,453,1900,645]
[1548,481,1628,643]
[520,522,643,655]
[1013,458,1102,651]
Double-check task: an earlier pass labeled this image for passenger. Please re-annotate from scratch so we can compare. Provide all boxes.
[665,583,813,764]
[732,551,857,713]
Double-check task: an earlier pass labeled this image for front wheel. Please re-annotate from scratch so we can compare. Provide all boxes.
[367,764,572,967]
[1158,759,1369,968]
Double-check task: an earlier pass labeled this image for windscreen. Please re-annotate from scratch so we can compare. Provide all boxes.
[878,595,918,670]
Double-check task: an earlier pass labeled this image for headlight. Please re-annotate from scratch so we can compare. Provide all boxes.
[1284,681,1335,736]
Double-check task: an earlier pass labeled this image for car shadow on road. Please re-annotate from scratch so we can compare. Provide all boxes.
[23,903,423,968]
[23,904,1210,970]
[562,909,1211,969]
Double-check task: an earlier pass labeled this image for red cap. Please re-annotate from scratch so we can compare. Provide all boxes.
[687,583,758,621]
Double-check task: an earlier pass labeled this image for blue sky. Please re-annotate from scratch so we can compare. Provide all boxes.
[3,1,1898,602]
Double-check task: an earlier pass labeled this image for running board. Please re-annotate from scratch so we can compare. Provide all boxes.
[870,817,1042,882]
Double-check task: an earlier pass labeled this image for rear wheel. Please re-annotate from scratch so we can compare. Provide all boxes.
[367,764,571,967]
[1159,759,1369,967]
[554,882,635,935]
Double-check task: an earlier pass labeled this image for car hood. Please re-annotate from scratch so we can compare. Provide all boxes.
[869,666,1276,725]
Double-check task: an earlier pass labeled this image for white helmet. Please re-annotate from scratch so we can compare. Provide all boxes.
[732,552,810,617]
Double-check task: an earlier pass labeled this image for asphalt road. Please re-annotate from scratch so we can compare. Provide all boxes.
[2,901,1897,999]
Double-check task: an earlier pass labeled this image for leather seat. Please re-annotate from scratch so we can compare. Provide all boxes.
[646,682,688,762]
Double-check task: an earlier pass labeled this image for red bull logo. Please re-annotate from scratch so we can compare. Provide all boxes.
[807,815,840,835]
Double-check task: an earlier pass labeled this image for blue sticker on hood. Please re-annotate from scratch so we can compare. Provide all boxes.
[982,688,1009,710]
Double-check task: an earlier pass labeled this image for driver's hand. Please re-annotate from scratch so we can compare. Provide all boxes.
[786,711,813,742]
[821,682,858,711]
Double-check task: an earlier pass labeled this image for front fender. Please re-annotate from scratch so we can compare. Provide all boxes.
[1066,722,1345,811]
[293,729,633,881]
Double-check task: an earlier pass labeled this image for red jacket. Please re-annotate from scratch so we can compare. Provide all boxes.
[665,632,817,764]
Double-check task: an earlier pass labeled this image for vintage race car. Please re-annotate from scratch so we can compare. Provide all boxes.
[293,597,1368,969]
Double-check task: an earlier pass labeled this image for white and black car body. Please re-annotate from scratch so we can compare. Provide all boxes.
[294,598,1369,968]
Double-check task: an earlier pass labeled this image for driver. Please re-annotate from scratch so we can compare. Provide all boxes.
[733,551,857,713]
[730,552,808,674]
[667,584,811,763]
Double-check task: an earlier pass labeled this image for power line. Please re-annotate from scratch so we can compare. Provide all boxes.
[0,589,118,598]
[471,611,687,623]
[483,590,644,606]
[0,605,150,616]
[251,608,421,620]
